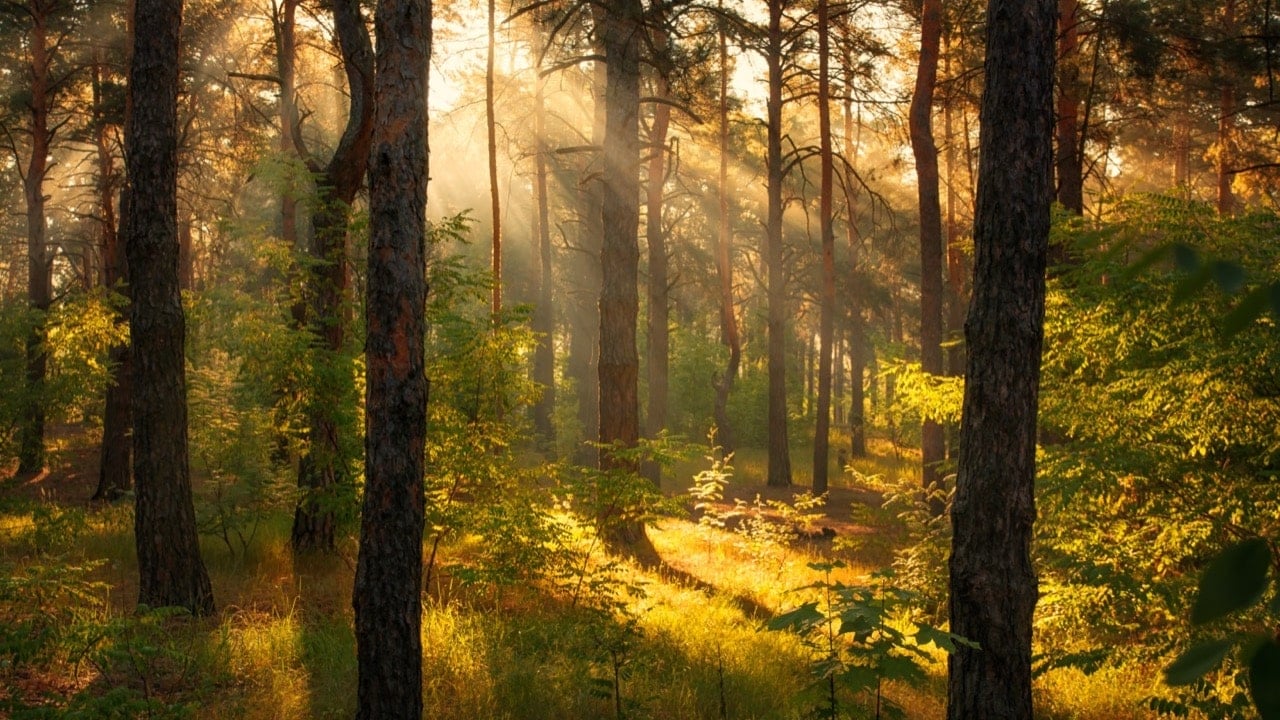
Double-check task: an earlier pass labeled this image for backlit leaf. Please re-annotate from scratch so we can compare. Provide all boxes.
[1164,639,1233,685]
[1191,538,1271,624]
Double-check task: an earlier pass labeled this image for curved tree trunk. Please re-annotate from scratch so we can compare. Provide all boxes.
[127,0,215,616]
[909,0,945,514]
[292,0,374,554]
[946,0,1054,713]
[354,0,429,717]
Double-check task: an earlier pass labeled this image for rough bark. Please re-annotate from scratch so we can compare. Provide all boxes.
[18,1,53,474]
[291,0,375,554]
[946,0,1054,713]
[712,10,740,456]
[765,0,791,487]
[1055,0,1083,215]
[354,0,429,717]
[812,0,835,495]
[127,0,215,616]
[597,0,643,472]
[569,59,606,462]
[909,0,946,515]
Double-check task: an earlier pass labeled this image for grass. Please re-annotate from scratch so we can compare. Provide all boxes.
[0,431,1176,720]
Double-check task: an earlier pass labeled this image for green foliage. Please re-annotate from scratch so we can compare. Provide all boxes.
[768,562,966,720]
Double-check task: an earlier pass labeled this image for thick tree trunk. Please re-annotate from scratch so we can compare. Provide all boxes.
[531,20,556,450]
[946,0,1054,713]
[597,0,643,471]
[291,0,374,554]
[910,0,945,515]
[127,0,215,616]
[765,0,791,487]
[712,12,740,456]
[1055,0,1083,215]
[18,4,52,475]
[94,52,132,502]
[354,1,429,717]
[812,0,835,495]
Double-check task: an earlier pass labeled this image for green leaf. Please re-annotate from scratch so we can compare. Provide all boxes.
[1171,268,1213,305]
[1164,639,1233,685]
[1172,243,1200,273]
[1249,640,1280,719]
[914,624,979,653]
[1270,282,1280,320]
[767,602,824,634]
[1209,260,1246,294]
[1191,538,1272,624]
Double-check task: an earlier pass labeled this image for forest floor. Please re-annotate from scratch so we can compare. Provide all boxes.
[0,427,1163,719]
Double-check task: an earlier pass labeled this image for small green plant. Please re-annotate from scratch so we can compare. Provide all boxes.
[734,492,825,580]
[768,561,973,720]
[688,445,736,560]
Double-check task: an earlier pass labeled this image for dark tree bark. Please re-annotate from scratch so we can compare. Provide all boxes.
[354,0,429,717]
[291,0,374,554]
[93,44,132,502]
[18,1,54,474]
[842,48,866,459]
[1055,0,1084,215]
[644,3,672,482]
[946,0,1055,713]
[1215,0,1237,216]
[596,0,643,471]
[812,0,835,495]
[943,41,966,380]
[712,8,740,456]
[486,0,501,316]
[909,0,946,515]
[765,0,791,487]
[127,0,215,616]
[531,16,556,450]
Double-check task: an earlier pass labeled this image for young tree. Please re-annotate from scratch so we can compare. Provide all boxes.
[946,0,1055,714]
[353,0,429,715]
[127,0,215,616]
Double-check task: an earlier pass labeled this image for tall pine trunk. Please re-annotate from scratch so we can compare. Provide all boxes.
[1055,0,1083,214]
[712,10,741,456]
[842,48,867,459]
[486,0,502,316]
[531,16,556,450]
[765,0,791,487]
[909,0,945,514]
[812,0,835,494]
[1215,0,1237,215]
[354,0,429,716]
[946,0,1054,713]
[644,7,672,481]
[127,0,215,616]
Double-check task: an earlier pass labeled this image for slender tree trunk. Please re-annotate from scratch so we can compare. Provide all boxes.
[531,17,556,450]
[292,0,375,554]
[644,8,672,483]
[812,0,835,495]
[946,0,1054,713]
[1173,114,1191,189]
[354,1,429,717]
[487,0,502,316]
[274,0,301,262]
[127,0,215,616]
[178,214,194,291]
[18,3,52,475]
[765,0,791,487]
[1055,0,1083,215]
[712,10,741,456]
[94,49,132,502]
[909,0,945,514]
[842,54,866,459]
[944,41,966,381]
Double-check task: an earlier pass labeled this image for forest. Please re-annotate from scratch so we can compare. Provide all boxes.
[0,0,1278,717]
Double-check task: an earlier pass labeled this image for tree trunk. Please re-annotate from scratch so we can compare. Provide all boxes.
[531,16,556,451]
[487,0,502,316]
[946,0,1054,713]
[18,2,52,475]
[842,55,866,459]
[94,49,132,502]
[712,10,741,456]
[354,1,429,717]
[597,0,643,472]
[765,0,791,487]
[1055,0,1084,215]
[909,0,945,515]
[291,0,375,554]
[127,0,215,616]
[644,7,672,484]
[1215,0,1237,216]
[943,41,966,381]
[812,0,835,495]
